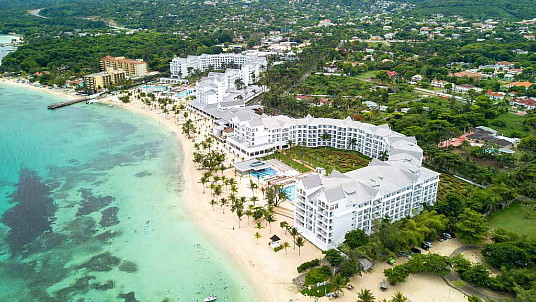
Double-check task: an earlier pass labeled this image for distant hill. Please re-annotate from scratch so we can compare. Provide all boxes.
[402,0,536,20]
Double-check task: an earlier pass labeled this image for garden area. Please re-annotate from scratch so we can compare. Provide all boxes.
[265,146,371,174]
[488,203,536,239]
[437,174,473,203]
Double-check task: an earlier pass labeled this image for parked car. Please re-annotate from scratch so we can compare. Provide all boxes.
[442,233,452,240]
[410,247,422,254]
[422,241,433,250]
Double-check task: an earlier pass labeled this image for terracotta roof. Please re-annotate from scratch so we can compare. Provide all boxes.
[505,81,532,88]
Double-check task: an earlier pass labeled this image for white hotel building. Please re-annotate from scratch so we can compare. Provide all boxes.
[170,53,267,80]
[294,158,439,250]
[226,114,423,162]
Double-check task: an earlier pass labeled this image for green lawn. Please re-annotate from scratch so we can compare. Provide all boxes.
[489,112,533,138]
[355,70,378,80]
[488,203,536,239]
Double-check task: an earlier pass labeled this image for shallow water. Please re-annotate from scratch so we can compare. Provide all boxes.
[0,84,257,301]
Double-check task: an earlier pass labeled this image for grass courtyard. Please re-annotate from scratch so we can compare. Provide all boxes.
[488,203,536,239]
[264,146,371,174]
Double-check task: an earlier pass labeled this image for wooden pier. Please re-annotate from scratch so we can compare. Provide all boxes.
[47,97,88,110]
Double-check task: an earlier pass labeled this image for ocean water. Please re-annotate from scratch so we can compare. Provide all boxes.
[0,84,257,301]
[0,35,18,64]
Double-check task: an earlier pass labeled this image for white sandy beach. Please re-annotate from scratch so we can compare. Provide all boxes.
[1,78,80,100]
[3,82,472,301]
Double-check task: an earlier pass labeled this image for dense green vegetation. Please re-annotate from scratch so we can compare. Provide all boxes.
[406,0,536,20]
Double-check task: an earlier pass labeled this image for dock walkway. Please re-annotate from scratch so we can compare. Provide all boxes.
[47,97,88,110]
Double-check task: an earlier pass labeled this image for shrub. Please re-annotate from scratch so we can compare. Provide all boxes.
[304,266,332,285]
[297,259,321,273]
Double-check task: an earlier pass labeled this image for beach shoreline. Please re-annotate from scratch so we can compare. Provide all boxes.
[109,99,305,301]
[0,78,80,100]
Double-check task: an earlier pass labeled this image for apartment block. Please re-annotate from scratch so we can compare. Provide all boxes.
[83,67,126,93]
[100,56,147,77]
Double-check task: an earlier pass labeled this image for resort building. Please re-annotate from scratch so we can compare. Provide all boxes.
[83,67,126,93]
[100,56,147,77]
[294,158,439,250]
[225,114,423,162]
[170,53,266,80]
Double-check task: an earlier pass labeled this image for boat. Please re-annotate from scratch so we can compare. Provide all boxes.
[203,295,218,302]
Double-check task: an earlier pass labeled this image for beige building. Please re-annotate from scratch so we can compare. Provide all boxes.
[100,56,147,77]
[84,67,126,93]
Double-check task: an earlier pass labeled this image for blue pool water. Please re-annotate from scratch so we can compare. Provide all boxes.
[176,89,195,97]
[140,85,167,92]
[283,185,296,201]
[250,167,277,179]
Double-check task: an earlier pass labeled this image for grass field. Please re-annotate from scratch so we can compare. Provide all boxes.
[488,203,536,239]
[355,70,378,80]
[489,112,533,137]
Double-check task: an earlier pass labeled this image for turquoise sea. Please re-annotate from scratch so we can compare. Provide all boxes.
[0,84,257,301]
[0,35,17,63]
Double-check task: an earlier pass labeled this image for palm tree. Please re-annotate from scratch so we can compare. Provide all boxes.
[295,236,305,255]
[347,137,357,150]
[250,196,259,206]
[289,227,299,249]
[390,292,408,302]
[265,212,276,233]
[331,274,347,296]
[209,199,217,211]
[219,197,228,214]
[255,222,264,231]
[236,208,244,228]
[357,289,376,302]
[249,179,258,196]
[280,221,289,234]
[282,241,291,254]
[254,232,262,244]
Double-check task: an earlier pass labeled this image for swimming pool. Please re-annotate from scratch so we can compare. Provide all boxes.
[283,184,296,201]
[140,85,168,92]
[176,89,195,97]
[250,167,277,179]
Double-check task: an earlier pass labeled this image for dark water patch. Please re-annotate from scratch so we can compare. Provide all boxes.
[78,252,120,272]
[67,159,80,164]
[54,275,96,300]
[1,168,57,255]
[93,280,115,291]
[63,216,97,244]
[118,260,138,273]
[94,230,120,244]
[76,189,114,216]
[118,292,139,302]
[134,171,152,178]
[99,206,119,227]
[24,232,68,255]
